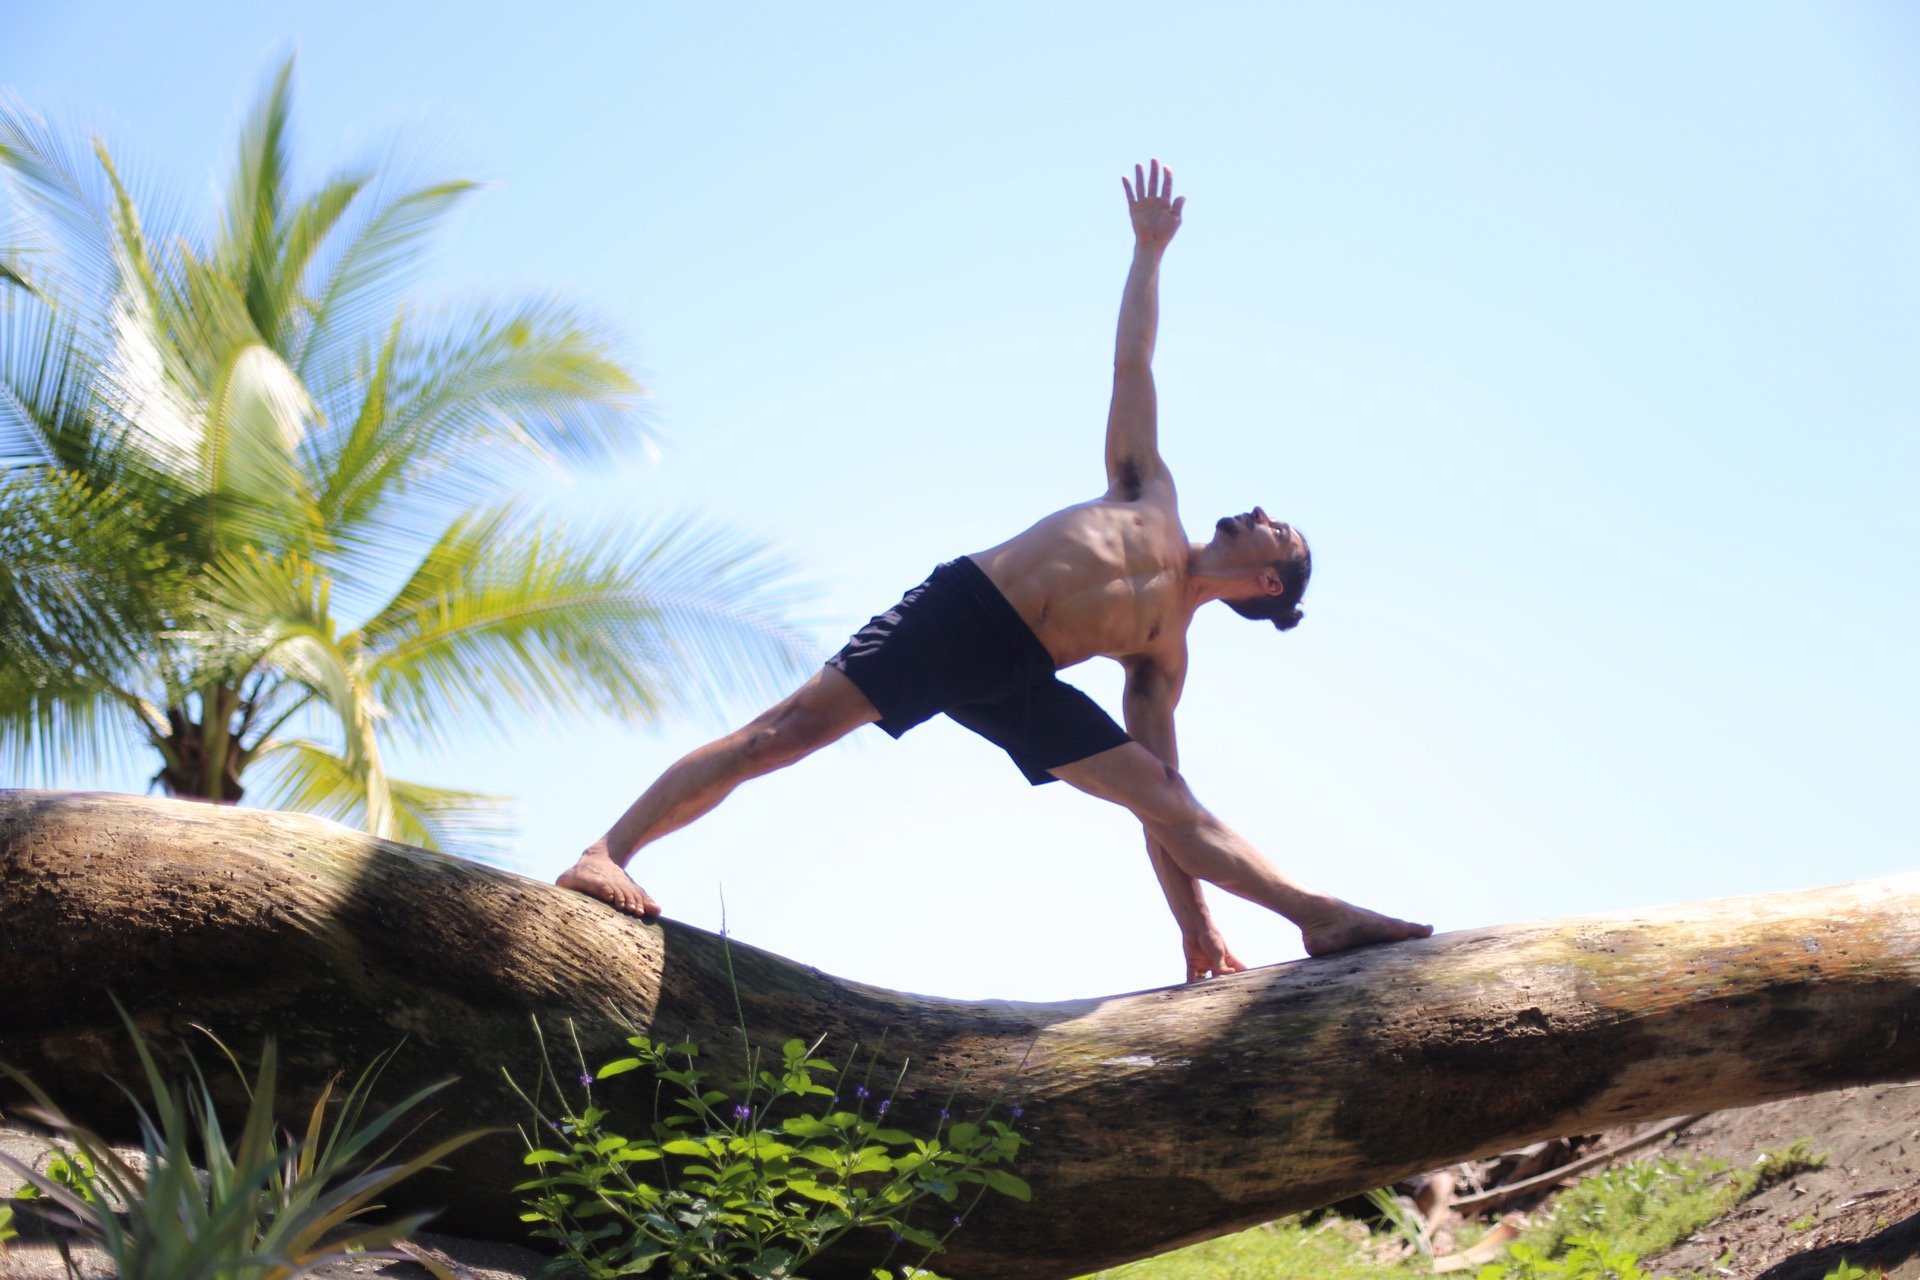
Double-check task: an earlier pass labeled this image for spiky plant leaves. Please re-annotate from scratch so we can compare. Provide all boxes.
[0,1005,486,1280]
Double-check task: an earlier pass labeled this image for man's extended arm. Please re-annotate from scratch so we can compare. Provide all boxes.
[1105,160,1183,499]
[1122,652,1246,982]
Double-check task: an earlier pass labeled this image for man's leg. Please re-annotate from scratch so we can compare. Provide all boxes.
[558,665,882,917]
[1049,742,1432,956]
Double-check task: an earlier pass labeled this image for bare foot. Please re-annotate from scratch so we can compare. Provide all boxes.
[1299,899,1432,957]
[557,851,661,920]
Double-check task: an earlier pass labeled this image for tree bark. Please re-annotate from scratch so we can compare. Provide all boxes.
[3,789,1918,1280]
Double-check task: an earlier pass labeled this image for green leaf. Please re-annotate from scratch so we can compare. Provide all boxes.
[660,1139,709,1157]
[595,1057,644,1080]
[780,1116,833,1139]
[784,1178,848,1209]
[793,1146,844,1170]
[981,1169,1032,1202]
[847,1149,894,1176]
[611,1146,664,1164]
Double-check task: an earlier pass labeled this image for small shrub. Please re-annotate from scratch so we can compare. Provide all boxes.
[0,1006,487,1280]
[1745,1139,1827,1194]
[509,1022,1029,1280]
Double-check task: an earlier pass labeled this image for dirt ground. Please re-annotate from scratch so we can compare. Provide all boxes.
[1637,1084,1920,1280]
[7,1084,1920,1279]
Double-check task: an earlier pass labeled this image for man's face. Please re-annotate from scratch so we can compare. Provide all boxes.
[1213,506,1303,566]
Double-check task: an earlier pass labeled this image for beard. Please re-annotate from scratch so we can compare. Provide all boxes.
[1215,515,1241,537]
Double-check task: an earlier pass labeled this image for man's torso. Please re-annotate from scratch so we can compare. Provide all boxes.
[967,486,1189,671]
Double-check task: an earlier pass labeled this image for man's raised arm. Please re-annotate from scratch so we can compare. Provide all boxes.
[1105,159,1184,501]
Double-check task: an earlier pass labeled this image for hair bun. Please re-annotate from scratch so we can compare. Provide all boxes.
[1273,607,1305,632]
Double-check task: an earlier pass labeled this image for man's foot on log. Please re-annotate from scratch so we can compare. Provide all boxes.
[557,850,661,920]
[1299,900,1432,957]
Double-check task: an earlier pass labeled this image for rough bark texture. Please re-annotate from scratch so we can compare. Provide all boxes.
[3,789,1918,1280]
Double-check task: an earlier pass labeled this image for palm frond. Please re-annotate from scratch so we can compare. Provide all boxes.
[216,57,295,339]
[302,296,645,569]
[0,289,94,468]
[0,93,116,310]
[0,468,174,782]
[0,659,153,787]
[270,168,371,349]
[353,506,814,753]
[291,164,481,383]
[0,255,42,299]
[199,333,323,547]
[247,738,519,862]
[251,633,394,836]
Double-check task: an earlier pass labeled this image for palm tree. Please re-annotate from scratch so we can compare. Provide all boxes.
[0,60,812,858]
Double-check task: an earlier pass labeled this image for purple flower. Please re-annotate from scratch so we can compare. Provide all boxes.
[854,1085,870,1101]
[938,1107,951,1121]
[578,1072,595,1087]
[732,1104,752,1123]
[876,1098,891,1116]
[889,1231,905,1244]
[951,1215,963,1230]
[1009,1104,1024,1119]
[548,1120,565,1134]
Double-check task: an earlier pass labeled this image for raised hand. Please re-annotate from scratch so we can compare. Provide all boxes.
[1122,158,1184,251]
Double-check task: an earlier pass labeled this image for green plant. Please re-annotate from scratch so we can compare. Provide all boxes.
[0,58,809,855]
[1746,1139,1827,1193]
[0,1201,15,1246]
[1482,1235,1649,1280]
[12,1147,99,1203]
[1362,1186,1430,1259]
[1822,1264,1880,1280]
[509,1023,1029,1280]
[0,1009,487,1280]
[1790,1214,1817,1232]
[1517,1156,1742,1261]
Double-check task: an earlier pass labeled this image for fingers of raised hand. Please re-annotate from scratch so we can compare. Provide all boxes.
[1124,160,1179,212]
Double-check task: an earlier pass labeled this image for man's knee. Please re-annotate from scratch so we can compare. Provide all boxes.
[1129,763,1206,830]
[737,699,839,768]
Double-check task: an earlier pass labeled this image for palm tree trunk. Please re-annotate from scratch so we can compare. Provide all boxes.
[3,788,1917,1280]
[155,694,246,802]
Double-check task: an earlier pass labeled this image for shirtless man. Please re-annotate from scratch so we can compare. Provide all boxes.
[560,160,1431,981]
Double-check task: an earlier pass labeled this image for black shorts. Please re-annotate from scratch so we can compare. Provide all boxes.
[826,557,1132,785]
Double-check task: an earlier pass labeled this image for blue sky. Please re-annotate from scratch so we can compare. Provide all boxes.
[8,1,1918,1000]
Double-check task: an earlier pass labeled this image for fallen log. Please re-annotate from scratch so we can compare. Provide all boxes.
[2,789,1917,1280]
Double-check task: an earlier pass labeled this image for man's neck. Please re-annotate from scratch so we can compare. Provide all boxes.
[1183,542,1262,610]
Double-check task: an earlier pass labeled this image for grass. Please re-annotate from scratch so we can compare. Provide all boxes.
[1080,1139,1832,1280]
[1082,1216,1439,1280]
